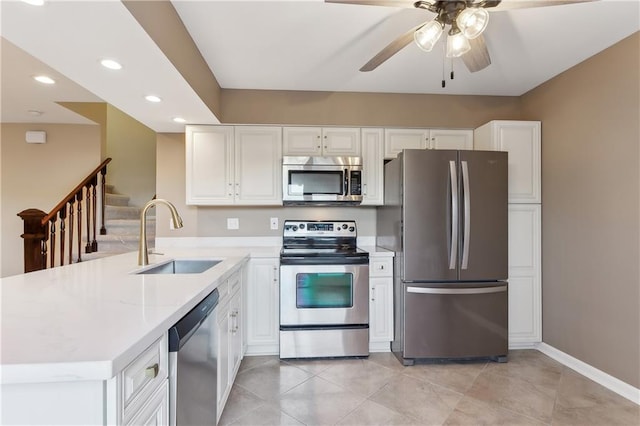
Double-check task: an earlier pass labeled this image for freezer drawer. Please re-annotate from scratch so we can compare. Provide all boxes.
[401,282,508,362]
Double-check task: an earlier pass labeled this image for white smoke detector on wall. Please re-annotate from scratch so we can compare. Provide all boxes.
[26,131,46,144]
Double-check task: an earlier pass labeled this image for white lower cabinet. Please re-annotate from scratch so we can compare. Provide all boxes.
[216,270,243,422]
[369,256,394,352]
[245,258,280,355]
[0,335,169,425]
[125,380,169,426]
[508,204,542,347]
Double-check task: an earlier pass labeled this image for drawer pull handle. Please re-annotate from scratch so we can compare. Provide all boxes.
[145,363,159,379]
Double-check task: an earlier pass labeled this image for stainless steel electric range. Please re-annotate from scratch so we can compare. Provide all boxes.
[279,220,370,359]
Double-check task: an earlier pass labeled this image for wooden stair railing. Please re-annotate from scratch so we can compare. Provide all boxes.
[18,158,112,273]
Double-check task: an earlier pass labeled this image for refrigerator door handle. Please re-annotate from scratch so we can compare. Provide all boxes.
[461,160,471,269]
[449,161,458,270]
[407,286,506,295]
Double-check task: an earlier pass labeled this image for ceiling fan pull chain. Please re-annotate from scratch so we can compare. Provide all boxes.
[441,41,446,88]
[451,58,454,80]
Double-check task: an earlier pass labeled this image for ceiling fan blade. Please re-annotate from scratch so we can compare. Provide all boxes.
[492,0,595,11]
[461,34,491,73]
[325,0,417,8]
[360,24,423,72]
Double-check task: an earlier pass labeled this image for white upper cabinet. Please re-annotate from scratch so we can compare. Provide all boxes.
[474,121,541,203]
[186,125,234,204]
[384,128,428,158]
[234,126,283,205]
[186,125,282,206]
[429,129,473,150]
[384,128,473,158]
[283,127,360,156]
[361,128,384,206]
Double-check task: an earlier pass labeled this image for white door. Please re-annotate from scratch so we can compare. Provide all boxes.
[245,258,280,355]
[282,127,322,155]
[322,127,361,156]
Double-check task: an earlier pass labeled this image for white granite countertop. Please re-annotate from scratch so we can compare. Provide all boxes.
[0,248,250,385]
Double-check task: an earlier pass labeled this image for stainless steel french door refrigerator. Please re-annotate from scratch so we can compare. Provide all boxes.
[377,149,508,365]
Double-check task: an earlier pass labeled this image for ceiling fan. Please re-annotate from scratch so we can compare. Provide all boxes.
[326,0,594,76]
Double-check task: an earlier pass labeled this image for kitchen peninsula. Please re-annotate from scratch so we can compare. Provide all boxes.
[0,248,252,425]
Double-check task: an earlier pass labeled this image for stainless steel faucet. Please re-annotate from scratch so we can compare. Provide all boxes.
[138,199,183,266]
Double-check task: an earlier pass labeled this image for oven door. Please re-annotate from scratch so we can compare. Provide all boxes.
[280,263,369,326]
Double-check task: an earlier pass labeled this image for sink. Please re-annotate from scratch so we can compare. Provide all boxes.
[135,259,221,275]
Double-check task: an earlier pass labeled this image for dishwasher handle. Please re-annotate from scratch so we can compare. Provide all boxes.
[168,288,219,352]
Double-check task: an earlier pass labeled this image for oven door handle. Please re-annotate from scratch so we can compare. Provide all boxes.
[280,256,369,266]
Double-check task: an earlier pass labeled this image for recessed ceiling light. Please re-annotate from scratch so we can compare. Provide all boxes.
[173,117,186,123]
[21,0,45,5]
[28,110,43,116]
[145,95,162,103]
[100,59,122,70]
[33,75,55,85]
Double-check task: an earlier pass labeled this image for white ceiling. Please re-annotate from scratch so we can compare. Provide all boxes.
[1,0,638,132]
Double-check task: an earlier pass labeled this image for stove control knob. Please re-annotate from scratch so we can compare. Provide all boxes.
[299,223,305,229]
[292,226,298,231]
[342,224,348,229]
[349,226,355,232]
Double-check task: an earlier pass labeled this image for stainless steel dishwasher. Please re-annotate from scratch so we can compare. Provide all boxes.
[168,288,219,426]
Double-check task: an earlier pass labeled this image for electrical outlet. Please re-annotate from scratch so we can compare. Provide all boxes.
[270,217,278,230]
[227,218,239,230]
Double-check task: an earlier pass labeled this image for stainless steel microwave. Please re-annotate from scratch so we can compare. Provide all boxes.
[282,156,363,205]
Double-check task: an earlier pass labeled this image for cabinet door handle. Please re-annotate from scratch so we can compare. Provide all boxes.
[371,287,376,302]
[363,183,367,195]
[145,363,159,379]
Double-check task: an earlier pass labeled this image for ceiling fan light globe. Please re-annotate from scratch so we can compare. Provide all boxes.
[446,32,471,58]
[457,7,489,39]
[414,20,443,52]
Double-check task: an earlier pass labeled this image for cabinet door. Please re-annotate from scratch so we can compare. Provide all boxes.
[245,258,280,355]
[186,126,234,205]
[124,381,168,426]
[370,277,394,345]
[508,204,541,347]
[361,128,384,206]
[322,127,361,156]
[229,290,243,380]
[283,127,322,155]
[216,302,230,420]
[384,128,429,159]
[429,129,473,150]
[474,121,541,203]
[234,126,282,205]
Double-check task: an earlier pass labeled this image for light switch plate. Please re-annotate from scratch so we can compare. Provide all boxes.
[270,217,278,230]
[227,218,239,230]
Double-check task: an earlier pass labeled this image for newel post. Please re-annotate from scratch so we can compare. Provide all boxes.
[18,209,48,273]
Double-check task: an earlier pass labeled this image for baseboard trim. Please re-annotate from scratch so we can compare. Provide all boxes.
[536,342,640,405]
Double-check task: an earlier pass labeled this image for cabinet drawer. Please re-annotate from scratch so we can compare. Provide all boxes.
[217,278,230,303]
[121,334,168,421]
[229,271,241,295]
[370,257,393,277]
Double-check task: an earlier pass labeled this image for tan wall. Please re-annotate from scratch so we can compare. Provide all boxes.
[106,105,156,207]
[521,32,640,388]
[221,90,522,128]
[0,123,101,277]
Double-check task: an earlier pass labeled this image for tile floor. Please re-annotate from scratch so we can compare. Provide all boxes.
[219,350,639,426]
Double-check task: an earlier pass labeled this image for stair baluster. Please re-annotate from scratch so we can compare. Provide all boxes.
[18,158,112,273]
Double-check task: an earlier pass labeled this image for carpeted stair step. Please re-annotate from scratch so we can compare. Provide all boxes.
[105,205,141,220]
[105,218,155,236]
[105,193,130,206]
